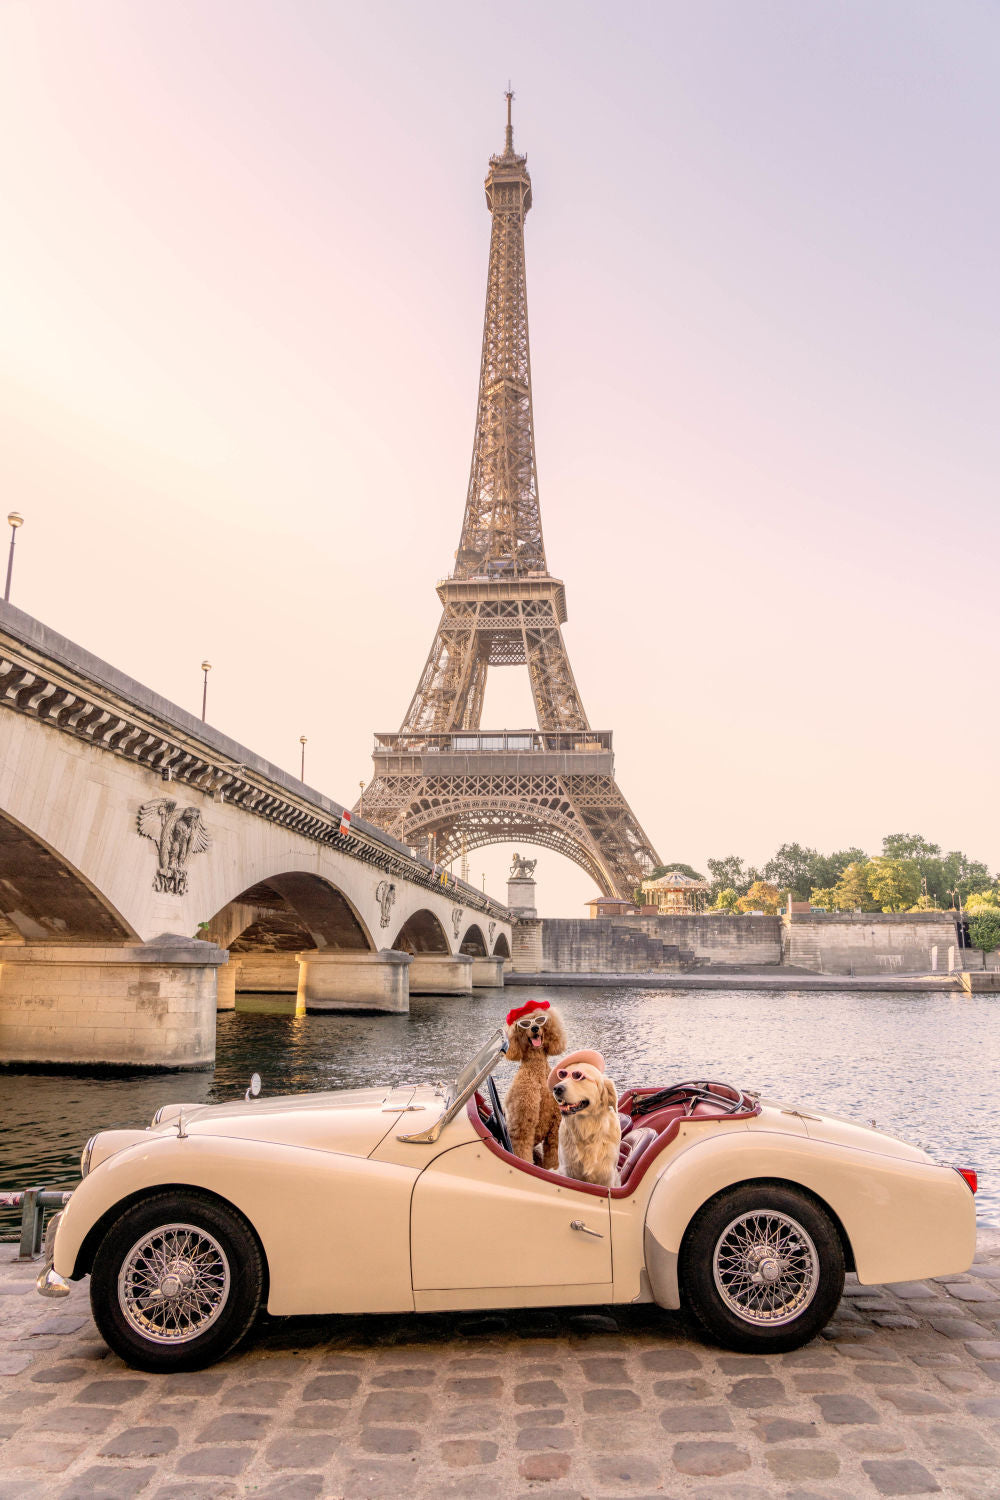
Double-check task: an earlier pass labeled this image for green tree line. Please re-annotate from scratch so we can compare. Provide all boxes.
[649,836,997,915]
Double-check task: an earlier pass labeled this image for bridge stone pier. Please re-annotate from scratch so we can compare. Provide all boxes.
[0,604,513,1070]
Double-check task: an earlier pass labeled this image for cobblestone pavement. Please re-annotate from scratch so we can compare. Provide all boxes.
[2,1231,999,1499]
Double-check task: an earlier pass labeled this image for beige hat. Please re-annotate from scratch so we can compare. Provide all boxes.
[547,1049,606,1089]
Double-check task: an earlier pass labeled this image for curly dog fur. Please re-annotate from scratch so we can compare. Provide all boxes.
[504,1005,568,1167]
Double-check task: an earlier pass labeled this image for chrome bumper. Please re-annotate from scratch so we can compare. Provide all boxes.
[35,1211,71,1299]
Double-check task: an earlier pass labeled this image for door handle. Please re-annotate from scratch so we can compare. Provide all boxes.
[570,1219,604,1239]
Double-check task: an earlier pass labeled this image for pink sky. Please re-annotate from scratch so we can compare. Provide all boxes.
[2,2,998,916]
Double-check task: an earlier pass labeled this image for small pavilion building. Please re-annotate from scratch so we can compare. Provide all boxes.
[640,871,710,915]
[584,896,639,919]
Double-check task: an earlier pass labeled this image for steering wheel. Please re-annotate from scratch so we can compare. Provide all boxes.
[485,1074,513,1154]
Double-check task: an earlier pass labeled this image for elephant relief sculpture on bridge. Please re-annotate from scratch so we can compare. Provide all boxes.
[375,880,396,929]
[137,799,212,896]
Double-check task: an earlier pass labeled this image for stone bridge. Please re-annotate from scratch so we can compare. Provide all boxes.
[0,604,513,1070]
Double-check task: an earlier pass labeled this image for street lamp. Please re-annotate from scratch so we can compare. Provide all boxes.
[299,736,307,780]
[200,661,212,722]
[4,512,23,604]
[948,889,965,953]
[358,780,365,816]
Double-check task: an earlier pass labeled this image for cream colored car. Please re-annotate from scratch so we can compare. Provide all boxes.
[37,1031,977,1372]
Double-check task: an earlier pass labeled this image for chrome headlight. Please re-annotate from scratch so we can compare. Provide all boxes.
[80,1134,99,1179]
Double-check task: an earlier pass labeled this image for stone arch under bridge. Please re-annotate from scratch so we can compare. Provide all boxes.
[202,874,376,1004]
[0,607,513,1070]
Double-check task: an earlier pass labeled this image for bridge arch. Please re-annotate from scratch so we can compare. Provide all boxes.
[0,808,138,943]
[492,930,511,959]
[391,908,450,955]
[458,922,488,957]
[202,872,375,955]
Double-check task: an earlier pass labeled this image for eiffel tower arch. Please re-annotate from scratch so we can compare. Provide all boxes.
[361,97,660,900]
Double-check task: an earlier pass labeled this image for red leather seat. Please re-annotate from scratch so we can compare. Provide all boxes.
[617,1125,657,1183]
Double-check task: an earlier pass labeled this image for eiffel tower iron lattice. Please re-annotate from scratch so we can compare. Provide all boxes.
[360,96,660,899]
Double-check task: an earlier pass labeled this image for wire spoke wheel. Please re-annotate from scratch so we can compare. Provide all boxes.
[117,1221,230,1345]
[712,1210,819,1325]
[678,1184,844,1352]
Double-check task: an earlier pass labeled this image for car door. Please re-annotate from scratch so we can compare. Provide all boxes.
[410,1139,611,1303]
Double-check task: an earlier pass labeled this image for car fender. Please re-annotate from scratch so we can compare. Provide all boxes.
[55,1132,419,1316]
[643,1128,975,1307]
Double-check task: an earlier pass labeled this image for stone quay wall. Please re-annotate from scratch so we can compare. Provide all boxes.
[518,912,963,977]
[782,912,962,976]
[530,915,781,974]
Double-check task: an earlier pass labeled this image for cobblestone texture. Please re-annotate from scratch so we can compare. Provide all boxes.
[1,1230,999,1497]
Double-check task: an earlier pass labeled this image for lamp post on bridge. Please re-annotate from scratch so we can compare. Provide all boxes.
[299,736,307,780]
[200,661,211,722]
[4,512,24,604]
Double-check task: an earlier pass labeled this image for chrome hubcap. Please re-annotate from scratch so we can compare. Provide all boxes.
[712,1210,819,1326]
[118,1223,230,1344]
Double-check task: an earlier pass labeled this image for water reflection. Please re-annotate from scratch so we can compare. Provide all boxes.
[1,986,995,1234]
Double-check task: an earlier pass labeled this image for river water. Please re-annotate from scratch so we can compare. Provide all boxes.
[1,985,996,1235]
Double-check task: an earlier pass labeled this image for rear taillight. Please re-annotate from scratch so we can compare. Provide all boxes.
[955,1167,978,1194]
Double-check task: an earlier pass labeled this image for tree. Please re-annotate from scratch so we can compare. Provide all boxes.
[763,844,817,900]
[907,894,940,912]
[712,888,740,913]
[736,880,781,914]
[969,912,1000,971]
[809,887,839,911]
[966,889,1000,914]
[832,861,878,912]
[808,848,868,891]
[867,858,921,913]
[881,833,941,863]
[707,856,754,899]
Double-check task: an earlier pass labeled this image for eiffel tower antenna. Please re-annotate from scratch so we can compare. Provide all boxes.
[360,105,660,899]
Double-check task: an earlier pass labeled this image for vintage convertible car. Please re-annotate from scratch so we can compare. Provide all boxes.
[37,1031,977,1371]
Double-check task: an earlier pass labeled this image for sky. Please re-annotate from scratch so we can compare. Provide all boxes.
[1,1,998,917]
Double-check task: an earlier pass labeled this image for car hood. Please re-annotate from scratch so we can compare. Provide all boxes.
[148,1083,447,1159]
[758,1097,932,1163]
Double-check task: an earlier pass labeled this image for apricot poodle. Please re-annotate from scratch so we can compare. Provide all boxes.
[504,999,568,1168]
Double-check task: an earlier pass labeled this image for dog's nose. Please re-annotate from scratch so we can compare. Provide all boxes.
[553,1083,565,1098]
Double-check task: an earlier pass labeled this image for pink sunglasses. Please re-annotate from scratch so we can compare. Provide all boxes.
[556,1068,586,1081]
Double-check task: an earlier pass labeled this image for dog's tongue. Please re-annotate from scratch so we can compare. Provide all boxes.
[530,1035,542,1048]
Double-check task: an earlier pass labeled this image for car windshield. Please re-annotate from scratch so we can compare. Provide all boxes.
[447,1031,507,1111]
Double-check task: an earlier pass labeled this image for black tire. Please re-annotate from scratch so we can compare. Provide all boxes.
[679,1182,845,1353]
[89,1190,264,1372]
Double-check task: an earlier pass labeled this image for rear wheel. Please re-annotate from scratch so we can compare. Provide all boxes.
[679,1183,844,1353]
[89,1191,263,1372]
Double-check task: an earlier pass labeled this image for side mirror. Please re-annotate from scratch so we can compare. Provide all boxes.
[245,1072,262,1101]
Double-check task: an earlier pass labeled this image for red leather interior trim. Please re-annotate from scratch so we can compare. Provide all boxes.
[466,1097,610,1197]
[465,1092,761,1200]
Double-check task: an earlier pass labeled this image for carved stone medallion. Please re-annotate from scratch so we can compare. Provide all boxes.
[489,920,496,944]
[137,799,211,896]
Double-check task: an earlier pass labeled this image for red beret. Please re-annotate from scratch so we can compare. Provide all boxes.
[505,999,550,1026]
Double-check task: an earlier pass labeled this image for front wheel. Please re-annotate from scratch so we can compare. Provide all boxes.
[89,1191,264,1372]
[679,1183,844,1353]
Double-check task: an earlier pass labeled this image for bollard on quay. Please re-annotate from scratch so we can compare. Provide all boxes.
[0,1189,74,1260]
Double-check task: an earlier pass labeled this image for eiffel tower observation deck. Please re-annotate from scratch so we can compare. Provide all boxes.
[362,96,660,899]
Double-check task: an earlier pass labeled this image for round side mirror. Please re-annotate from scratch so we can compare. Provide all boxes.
[245,1072,262,1101]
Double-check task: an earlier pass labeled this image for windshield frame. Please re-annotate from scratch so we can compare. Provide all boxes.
[397,1029,508,1144]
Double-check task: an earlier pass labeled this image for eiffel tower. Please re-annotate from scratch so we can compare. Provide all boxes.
[361,96,660,899]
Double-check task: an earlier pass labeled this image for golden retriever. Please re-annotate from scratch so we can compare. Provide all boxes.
[547,1051,621,1188]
